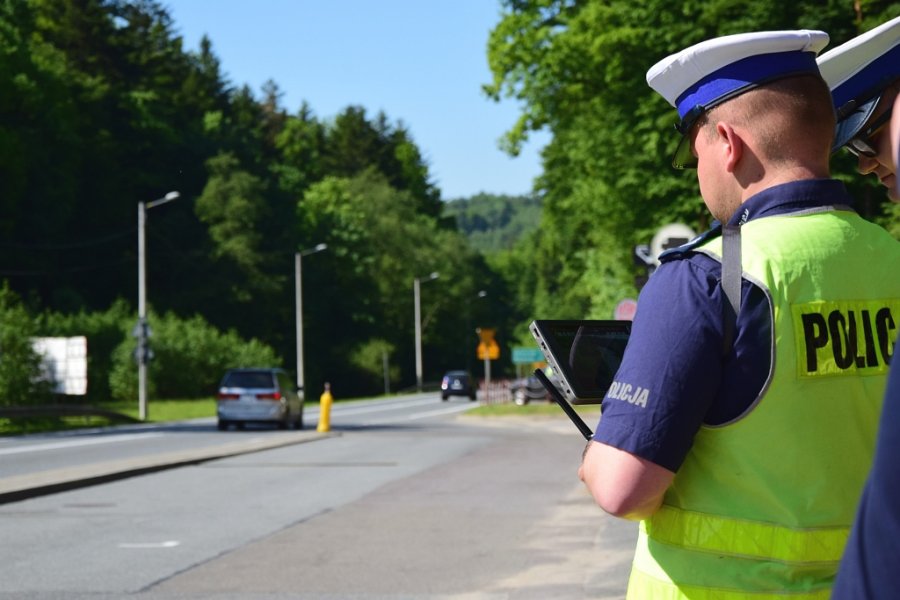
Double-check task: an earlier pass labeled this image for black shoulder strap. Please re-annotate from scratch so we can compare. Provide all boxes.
[720,224,742,355]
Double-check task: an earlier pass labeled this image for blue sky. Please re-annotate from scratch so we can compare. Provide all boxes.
[162,0,549,200]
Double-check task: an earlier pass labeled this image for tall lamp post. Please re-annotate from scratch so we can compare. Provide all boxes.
[137,191,180,421]
[295,243,328,400]
[414,271,439,392]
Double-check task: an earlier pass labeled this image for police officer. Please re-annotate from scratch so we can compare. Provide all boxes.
[578,30,900,598]
[819,16,900,203]
[820,17,900,599]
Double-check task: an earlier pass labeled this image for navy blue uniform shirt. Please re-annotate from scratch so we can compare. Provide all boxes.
[593,179,856,472]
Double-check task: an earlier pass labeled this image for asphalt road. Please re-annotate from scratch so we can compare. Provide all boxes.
[0,394,474,501]
[0,395,637,599]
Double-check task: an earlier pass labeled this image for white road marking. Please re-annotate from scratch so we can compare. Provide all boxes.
[118,540,180,549]
[407,404,478,420]
[358,402,476,427]
[330,396,443,416]
[0,432,166,456]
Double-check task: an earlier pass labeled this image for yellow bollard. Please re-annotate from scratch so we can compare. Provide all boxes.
[317,382,333,433]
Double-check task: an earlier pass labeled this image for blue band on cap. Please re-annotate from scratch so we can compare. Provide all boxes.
[675,51,820,119]
[831,44,900,108]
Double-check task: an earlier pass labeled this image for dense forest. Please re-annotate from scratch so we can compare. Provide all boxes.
[1,0,898,405]
[443,193,542,254]
[485,0,900,324]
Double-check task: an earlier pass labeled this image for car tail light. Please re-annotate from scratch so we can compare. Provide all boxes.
[217,392,239,400]
[256,392,282,401]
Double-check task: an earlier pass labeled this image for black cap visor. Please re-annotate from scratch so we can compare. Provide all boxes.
[672,135,697,169]
[672,105,704,169]
[832,95,880,153]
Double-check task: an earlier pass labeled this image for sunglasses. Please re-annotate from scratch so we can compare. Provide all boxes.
[846,106,893,158]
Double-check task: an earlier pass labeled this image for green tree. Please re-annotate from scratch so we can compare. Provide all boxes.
[0,0,227,314]
[444,193,543,253]
[298,170,504,394]
[323,106,442,216]
[0,284,53,407]
[350,338,399,392]
[272,102,326,198]
[0,0,510,398]
[108,310,279,401]
[485,0,900,323]
[195,152,278,299]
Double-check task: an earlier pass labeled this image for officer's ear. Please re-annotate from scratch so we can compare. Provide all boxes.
[716,121,744,173]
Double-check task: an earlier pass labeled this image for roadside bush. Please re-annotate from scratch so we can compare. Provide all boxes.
[38,300,133,404]
[350,338,399,392]
[0,284,54,406]
[108,311,280,400]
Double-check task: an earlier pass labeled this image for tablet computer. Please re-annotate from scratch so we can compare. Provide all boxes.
[529,319,631,406]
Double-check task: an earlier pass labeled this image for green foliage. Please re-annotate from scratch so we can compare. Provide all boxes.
[443,193,543,253]
[36,301,278,403]
[272,102,325,197]
[486,0,900,326]
[8,0,895,401]
[0,284,53,407]
[195,152,276,299]
[108,310,279,401]
[2,0,503,396]
[880,202,900,240]
[316,105,442,218]
[296,170,505,395]
[37,299,133,403]
[349,339,399,391]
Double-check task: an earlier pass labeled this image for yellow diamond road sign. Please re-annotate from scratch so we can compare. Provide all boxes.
[477,341,500,360]
[476,327,500,359]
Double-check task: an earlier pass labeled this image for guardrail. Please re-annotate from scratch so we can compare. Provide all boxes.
[0,405,140,423]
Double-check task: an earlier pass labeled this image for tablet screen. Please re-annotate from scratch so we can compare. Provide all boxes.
[530,320,631,405]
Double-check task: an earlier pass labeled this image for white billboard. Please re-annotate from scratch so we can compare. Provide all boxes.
[31,336,88,395]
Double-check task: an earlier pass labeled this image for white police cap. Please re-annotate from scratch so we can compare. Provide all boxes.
[817,16,900,153]
[647,30,829,168]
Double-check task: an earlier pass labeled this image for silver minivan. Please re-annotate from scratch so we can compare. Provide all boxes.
[216,368,303,431]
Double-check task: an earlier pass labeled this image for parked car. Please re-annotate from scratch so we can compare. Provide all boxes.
[441,370,477,401]
[510,374,553,406]
[216,368,303,431]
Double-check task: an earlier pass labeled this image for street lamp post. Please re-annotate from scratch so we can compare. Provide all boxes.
[137,191,180,421]
[414,271,439,392]
[295,243,328,401]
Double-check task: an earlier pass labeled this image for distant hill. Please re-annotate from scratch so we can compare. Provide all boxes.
[443,193,542,254]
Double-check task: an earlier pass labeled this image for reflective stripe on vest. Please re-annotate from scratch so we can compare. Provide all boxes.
[628,568,832,599]
[646,506,849,564]
[629,518,841,599]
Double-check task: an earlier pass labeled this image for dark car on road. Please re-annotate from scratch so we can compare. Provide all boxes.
[216,368,303,430]
[441,370,477,401]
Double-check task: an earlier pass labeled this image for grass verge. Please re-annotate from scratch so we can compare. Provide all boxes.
[0,399,216,436]
[104,399,217,421]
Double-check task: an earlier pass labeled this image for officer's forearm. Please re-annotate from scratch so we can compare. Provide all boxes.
[579,441,673,521]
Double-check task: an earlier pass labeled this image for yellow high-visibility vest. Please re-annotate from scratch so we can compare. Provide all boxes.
[628,208,900,598]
